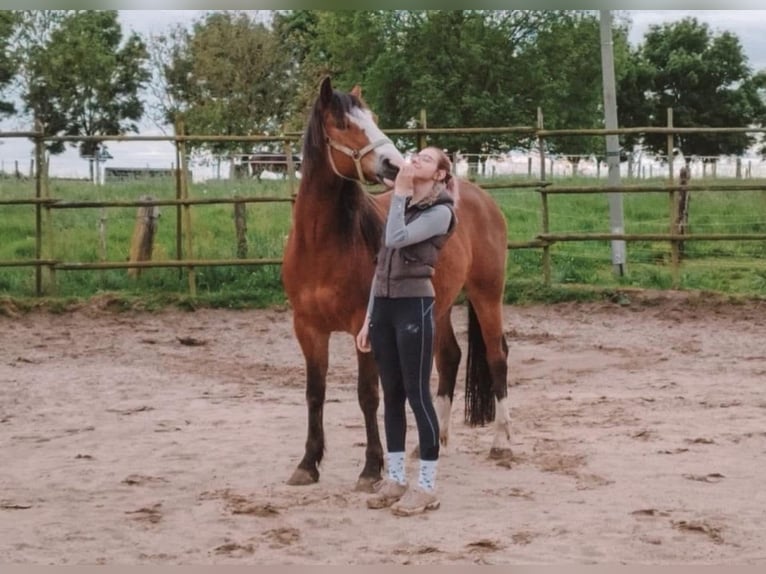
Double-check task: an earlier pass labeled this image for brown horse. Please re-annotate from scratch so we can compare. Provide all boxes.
[281,77,510,491]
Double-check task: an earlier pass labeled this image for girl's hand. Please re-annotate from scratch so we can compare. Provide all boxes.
[356,321,371,353]
[393,163,414,197]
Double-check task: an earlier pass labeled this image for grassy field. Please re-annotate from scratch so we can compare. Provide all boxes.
[2,174,766,307]
[499,180,766,300]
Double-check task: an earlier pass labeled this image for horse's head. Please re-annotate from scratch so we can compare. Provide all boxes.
[305,76,403,185]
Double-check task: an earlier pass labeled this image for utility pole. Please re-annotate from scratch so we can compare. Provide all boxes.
[600,10,626,275]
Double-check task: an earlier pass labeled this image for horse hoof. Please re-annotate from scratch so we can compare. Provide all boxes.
[286,468,318,486]
[354,476,379,493]
[489,447,513,461]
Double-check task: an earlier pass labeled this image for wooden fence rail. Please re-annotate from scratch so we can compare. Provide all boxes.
[2,112,766,296]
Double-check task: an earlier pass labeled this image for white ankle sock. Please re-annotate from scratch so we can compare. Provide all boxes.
[418,459,438,491]
[386,451,406,484]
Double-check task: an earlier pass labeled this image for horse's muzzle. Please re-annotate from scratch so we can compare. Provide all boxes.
[377,157,400,184]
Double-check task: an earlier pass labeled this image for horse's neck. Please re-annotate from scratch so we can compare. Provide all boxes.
[292,167,382,254]
[293,170,349,236]
[295,167,359,212]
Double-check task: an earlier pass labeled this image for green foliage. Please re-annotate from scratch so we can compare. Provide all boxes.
[0,11,19,115]
[626,17,766,159]
[278,11,584,155]
[517,11,623,159]
[158,11,293,155]
[17,10,150,156]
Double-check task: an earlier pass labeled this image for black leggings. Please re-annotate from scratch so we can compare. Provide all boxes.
[369,296,439,461]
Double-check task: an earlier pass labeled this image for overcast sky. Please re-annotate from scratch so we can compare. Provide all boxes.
[3,9,766,178]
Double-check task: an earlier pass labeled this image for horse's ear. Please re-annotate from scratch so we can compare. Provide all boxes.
[350,84,362,98]
[320,76,333,106]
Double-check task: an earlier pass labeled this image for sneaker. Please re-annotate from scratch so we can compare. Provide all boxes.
[366,478,408,509]
[390,485,440,516]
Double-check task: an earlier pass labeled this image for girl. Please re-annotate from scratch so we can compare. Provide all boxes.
[356,147,458,516]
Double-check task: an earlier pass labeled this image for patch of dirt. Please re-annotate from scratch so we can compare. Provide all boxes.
[1,295,765,564]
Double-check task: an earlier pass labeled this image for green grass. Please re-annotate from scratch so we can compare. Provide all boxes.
[0,176,291,304]
[492,177,766,300]
[3,174,766,307]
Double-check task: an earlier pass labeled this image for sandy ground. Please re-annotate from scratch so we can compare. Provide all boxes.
[1,293,766,565]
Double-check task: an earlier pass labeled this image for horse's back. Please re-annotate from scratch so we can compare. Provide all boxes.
[371,179,505,246]
[438,180,507,304]
[370,180,507,314]
[454,179,508,249]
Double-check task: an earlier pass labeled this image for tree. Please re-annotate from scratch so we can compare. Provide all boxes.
[271,11,319,132]
[274,10,386,133]
[516,11,632,169]
[615,44,656,165]
[755,70,766,157]
[277,10,610,163]
[281,10,570,157]
[144,23,194,132]
[0,11,20,115]
[367,10,550,155]
[633,17,765,162]
[158,11,292,159]
[20,10,149,156]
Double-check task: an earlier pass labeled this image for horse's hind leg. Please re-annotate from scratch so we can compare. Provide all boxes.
[287,321,330,485]
[434,308,462,448]
[355,349,383,492]
[466,294,512,460]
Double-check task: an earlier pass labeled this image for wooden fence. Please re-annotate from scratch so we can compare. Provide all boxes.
[2,112,766,297]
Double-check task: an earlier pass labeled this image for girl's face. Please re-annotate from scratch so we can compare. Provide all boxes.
[410,149,445,182]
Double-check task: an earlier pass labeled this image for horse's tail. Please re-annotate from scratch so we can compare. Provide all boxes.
[464,300,496,426]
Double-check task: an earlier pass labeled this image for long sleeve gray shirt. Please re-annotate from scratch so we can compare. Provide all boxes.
[365,195,453,318]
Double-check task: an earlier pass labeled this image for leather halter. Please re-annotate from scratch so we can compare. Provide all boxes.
[325,135,392,184]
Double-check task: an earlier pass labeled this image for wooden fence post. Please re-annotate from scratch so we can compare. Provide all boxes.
[234,198,248,259]
[128,196,160,278]
[42,150,55,295]
[175,116,195,296]
[34,119,44,296]
[537,107,551,287]
[98,208,108,262]
[174,119,183,281]
[667,108,680,288]
[181,124,195,296]
[677,165,691,259]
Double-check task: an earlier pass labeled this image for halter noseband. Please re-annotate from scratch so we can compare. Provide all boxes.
[325,135,392,184]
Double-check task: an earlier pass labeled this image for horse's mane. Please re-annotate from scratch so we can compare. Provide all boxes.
[301,87,383,256]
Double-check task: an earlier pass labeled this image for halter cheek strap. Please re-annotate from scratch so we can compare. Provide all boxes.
[325,136,393,184]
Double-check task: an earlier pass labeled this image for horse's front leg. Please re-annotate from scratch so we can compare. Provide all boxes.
[287,322,330,486]
[355,349,383,492]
